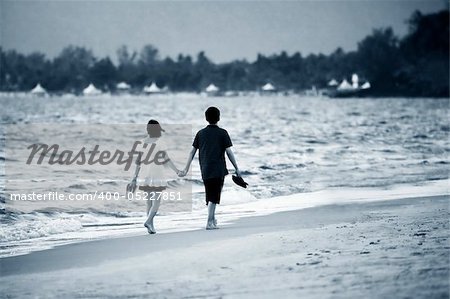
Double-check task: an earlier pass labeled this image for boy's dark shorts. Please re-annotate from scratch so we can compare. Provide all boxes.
[203,177,224,205]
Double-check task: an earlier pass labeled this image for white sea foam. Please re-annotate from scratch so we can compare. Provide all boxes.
[1,179,447,258]
[0,214,83,243]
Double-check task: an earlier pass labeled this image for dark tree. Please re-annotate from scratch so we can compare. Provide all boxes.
[357,28,401,95]
[0,9,448,97]
[89,57,117,90]
[398,10,449,97]
[49,46,96,91]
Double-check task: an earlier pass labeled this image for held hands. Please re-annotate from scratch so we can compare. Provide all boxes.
[177,169,187,177]
[130,178,137,187]
[126,178,137,194]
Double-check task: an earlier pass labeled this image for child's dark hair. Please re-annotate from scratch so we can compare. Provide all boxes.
[147,119,164,137]
[205,107,220,124]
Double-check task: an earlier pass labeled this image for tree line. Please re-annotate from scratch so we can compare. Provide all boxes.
[1,10,448,97]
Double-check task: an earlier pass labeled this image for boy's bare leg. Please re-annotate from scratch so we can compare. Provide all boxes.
[206,202,218,230]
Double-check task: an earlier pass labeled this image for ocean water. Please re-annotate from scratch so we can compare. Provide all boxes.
[1,94,449,257]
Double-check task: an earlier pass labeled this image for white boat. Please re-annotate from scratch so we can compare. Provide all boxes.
[327,74,371,98]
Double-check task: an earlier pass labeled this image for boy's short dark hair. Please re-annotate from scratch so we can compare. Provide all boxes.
[205,107,220,124]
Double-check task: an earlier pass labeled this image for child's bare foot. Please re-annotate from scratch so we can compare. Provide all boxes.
[206,221,219,230]
[144,223,156,234]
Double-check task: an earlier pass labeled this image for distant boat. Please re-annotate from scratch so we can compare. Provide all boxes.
[361,82,371,89]
[351,73,359,89]
[30,83,47,96]
[337,79,353,91]
[83,83,102,96]
[327,74,371,98]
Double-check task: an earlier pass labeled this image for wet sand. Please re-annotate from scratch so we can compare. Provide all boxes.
[1,195,448,298]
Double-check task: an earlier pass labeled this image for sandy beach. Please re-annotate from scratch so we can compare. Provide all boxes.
[1,195,448,298]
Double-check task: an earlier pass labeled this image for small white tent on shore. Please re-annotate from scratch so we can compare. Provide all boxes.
[83,83,102,95]
[204,83,220,96]
[143,82,162,94]
[262,83,276,92]
[205,83,219,93]
[328,79,339,87]
[30,83,47,96]
[116,82,131,90]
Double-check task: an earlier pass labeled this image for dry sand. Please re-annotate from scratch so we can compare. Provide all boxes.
[1,195,448,298]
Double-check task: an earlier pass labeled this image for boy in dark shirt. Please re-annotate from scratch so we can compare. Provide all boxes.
[181,107,241,230]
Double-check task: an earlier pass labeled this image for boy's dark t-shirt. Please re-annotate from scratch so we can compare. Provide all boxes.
[193,125,233,180]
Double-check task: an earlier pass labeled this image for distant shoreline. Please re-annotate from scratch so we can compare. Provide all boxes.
[1,91,449,99]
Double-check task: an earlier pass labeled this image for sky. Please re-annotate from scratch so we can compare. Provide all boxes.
[1,0,447,63]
